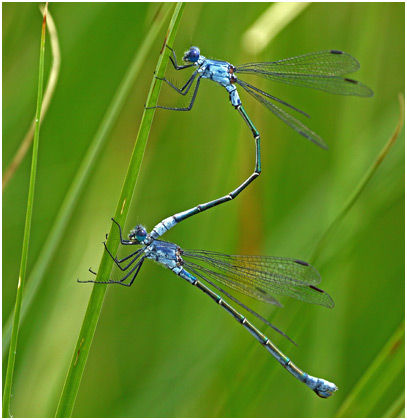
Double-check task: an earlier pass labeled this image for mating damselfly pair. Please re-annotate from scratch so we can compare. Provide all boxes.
[81,46,372,398]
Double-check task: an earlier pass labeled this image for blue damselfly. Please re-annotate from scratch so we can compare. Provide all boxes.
[149,46,373,218]
[80,217,337,398]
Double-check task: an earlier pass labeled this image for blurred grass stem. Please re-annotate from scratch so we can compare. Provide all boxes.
[2,4,48,417]
[336,320,405,417]
[241,2,310,55]
[2,3,172,356]
[2,5,60,191]
[55,3,185,417]
[311,94,404,264]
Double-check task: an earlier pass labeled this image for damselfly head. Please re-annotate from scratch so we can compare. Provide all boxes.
[183,46,200,63]
[129,225,147,243]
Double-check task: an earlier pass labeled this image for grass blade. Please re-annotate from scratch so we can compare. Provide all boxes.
[55,3,186,417]
[336,320,405,417]
[311,93,404,264]
[382,392,405,418]
[2,2,172,358]
[2,5,60,191]
[241,2,311,54]
[2,4,48,417]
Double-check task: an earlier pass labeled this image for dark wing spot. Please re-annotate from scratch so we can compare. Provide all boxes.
[256,287,268,295]
[309,285,324,293]
[345,78,358,84]
[295,259,309,266]
[330,50,344,54]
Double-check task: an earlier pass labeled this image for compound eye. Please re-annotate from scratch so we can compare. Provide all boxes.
[129,225,147,242]
[188,46,200,62]
[135,226,147,242]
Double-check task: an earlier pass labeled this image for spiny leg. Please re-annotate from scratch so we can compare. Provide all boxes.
[119,258,144,287]
[147,45,199,110]
[103,241,144,271]
[152,76,202,111]
[103,232,142,266]
[110,217,136,245]
[157,70,198,95]
[111,256,144,285]
[77,278,131,287]
[78,258,145,287]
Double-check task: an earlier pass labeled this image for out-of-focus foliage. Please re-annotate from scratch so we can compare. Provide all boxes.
[3,3,404,417]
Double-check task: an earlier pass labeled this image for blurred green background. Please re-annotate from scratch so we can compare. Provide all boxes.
[3,3,404,417]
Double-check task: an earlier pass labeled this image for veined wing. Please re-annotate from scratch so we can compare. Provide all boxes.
[182,249,334,308]
[235,50,373,97]
[236,79,328,149]
[236,50,361,76]
[238,81,311,118]
[186,264,297,344]
[185,260,283,307]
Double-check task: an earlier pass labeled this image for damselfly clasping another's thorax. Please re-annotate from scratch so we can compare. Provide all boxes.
[148,46,373,219]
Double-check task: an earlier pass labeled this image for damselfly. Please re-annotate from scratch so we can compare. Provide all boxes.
[79,218,337,398]
[150,46,373,217]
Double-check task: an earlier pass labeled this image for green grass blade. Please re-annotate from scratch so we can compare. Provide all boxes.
[382,392,405,418]
[241,2,310,54]
[311,94,405,264]
[336,320,405,417]
[2,5,48,417]
[54,3,185,417]
[2,5,61,191]
[2,2,172,358]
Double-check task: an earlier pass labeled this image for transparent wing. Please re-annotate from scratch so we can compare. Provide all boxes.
[237,50,360,76]
[235,50,373,97]
[186,264,297,344]
[238,81,311,118]
[182,249,334,308]
[236,79,328,149]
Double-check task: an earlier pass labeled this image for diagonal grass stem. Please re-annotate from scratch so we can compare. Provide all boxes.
[55,4,185,417]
